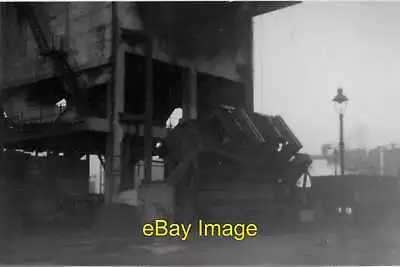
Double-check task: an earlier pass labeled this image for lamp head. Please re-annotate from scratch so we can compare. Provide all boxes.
[333,87,348,115]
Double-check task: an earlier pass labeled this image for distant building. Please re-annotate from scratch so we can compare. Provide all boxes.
[311,148,369,177]
[309,157,358,177]
[384,148,400,176]
[313,145,400,177]
[368,147,383,176]
[368,147,400,177]
[345,149,368,172]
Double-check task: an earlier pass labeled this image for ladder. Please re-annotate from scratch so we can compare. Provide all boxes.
[15,4,81,105]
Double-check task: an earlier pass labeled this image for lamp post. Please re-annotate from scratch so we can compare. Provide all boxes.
[333,88,348,176]
[333,148,338,176]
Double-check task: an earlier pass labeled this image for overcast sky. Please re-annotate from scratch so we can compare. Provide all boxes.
[254,2,400,155]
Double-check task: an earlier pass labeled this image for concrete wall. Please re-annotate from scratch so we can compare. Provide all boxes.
[196,167,300,230]
[52,155,90,199]
[0,151,89,200]
[120,2,251,82]
[0,151,89,223]
[311,175,400,209]
[1,2,112,89]
[1,2,251,90]
[0,3,253,126]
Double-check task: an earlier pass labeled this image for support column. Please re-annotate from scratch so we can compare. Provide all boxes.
[117,29,153,185]
[0,2,9,242]
[0,4,4,135]
[0,3,3,86]
[235,17,254,113]
[0,4,6,247]
[143,37,154,183]
[112,44,125,200]
[339,113,345,176]
[105,2,125,203]
[182,68,198,120]
[247,18,254,113]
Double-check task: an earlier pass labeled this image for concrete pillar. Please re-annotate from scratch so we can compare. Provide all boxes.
[246,18,254,113]
[107,44,126,202]
[0,4,4,135]
[120,135,138,191]
[143,37,153,183]
[182,68,197,120]
[0,6,6,246]
[235,17,254,113]
[0,170,9,256]
[0,3,3,96]
[105,3,125,203]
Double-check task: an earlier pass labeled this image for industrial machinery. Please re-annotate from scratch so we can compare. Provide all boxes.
[161,105,312,225]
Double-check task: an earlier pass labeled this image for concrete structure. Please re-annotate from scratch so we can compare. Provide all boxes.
[0,2,299,224]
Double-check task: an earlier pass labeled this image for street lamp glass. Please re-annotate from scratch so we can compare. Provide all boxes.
[333,88,348,115]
